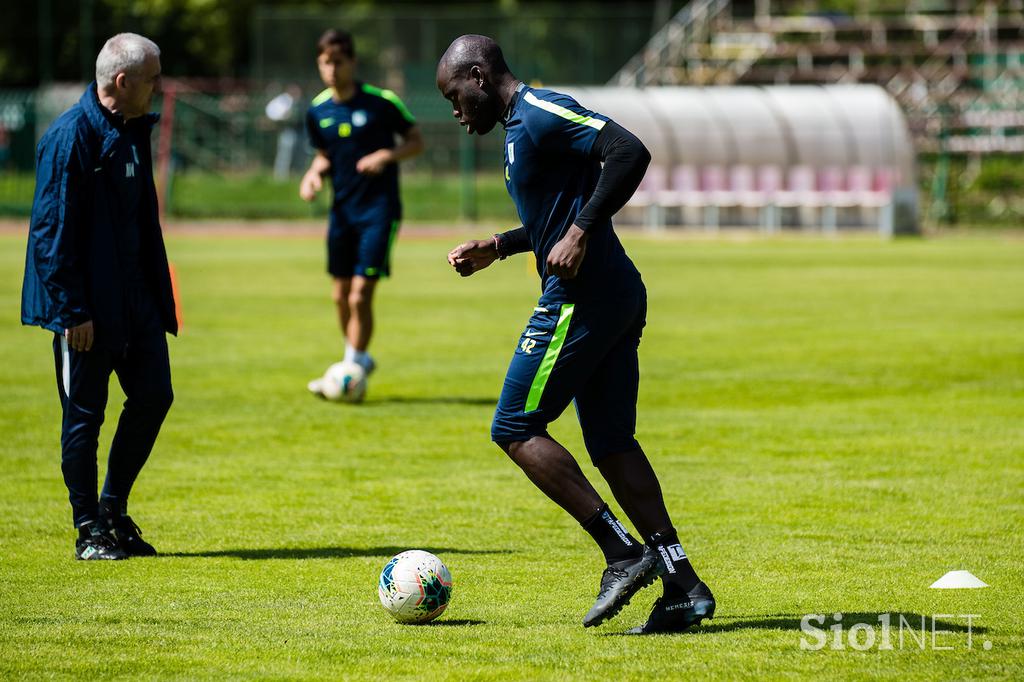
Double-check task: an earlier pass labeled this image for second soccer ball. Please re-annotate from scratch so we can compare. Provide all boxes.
[320,361,367,403]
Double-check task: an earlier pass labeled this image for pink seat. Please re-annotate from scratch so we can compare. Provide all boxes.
[821,165,857,207]
[732,164,766,207]
[858,166,894,208]
[657,164,705,207]
[628,164,668,207]
[775,165,823,207]
[847,165,872,193]
[673,165,699,192]
[703,165,737,206]
[875,167,897,192]
[758,165,784,196]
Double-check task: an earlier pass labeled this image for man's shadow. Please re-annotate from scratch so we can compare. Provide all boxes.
[703,612,989,635]
[166,546,512,560]
[605,612,988,636]
[419,619,486,627]
[365,396,496,407]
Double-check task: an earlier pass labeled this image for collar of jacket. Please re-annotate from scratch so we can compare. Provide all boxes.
[79,82,160,158]
[500,81,526,130]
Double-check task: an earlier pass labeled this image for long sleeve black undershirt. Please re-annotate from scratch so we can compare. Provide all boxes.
[496,225,530,258]
[495,119,650,256]
[574,120,651,232]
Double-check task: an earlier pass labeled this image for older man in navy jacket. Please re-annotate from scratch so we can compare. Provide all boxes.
[22,33,176,560]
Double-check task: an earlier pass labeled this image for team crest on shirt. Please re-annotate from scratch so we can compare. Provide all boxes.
[352,110,367,127]
[505,142,514,183]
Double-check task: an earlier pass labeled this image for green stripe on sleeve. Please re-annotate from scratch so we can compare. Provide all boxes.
[361,84,416,124]
[524,304,575,412]
[523,92,606,131]
[311,89,333,106]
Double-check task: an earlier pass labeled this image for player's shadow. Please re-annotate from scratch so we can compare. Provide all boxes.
[706,612,988,635]
[604,612,988,636]
[367,396,496,407]
[422,619,486,627]
[166,546,513,560]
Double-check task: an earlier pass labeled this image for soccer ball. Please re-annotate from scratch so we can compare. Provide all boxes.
[321,361,367,403]
[378,550,453,624]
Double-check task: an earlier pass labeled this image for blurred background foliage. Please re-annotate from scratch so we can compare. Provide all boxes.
[1,0,691,86]
[3,1,1023,228]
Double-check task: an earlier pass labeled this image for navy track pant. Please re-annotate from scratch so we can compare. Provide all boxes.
[52,286,173,527]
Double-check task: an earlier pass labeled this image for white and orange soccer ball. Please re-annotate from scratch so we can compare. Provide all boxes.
[377,550,453,624]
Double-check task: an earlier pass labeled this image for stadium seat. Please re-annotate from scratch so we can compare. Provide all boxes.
[772,165,825,230]
[757,165,784,232]
[629,163,669,229]
[819,165,856,233]
[629,162,901,232]
[774,164,821,207]
[702,165,736,230]
[659,164,705,208]
[845,164,890,210]
[732,165,764,208]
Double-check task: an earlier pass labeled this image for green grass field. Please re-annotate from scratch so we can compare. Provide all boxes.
[1,230,1022,679]
[4,152,1024,226]
[0,171,520,223]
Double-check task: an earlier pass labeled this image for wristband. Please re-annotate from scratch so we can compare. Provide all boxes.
[493,234,507,260]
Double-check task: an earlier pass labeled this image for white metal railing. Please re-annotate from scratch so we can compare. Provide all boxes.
[609,0,732,87]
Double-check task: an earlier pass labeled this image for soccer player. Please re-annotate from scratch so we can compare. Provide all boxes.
[437,35,715,633]
[301,29,424,392]
[22,33,175,560]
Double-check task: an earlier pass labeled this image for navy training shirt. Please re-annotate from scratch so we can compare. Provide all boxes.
[306,82,415,226]
[502,84,641,305]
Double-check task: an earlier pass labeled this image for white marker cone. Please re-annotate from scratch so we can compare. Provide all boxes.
[930,570,989,589]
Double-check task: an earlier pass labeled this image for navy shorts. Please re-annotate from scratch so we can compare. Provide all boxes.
[327,212,399,279]
[491,288,647,463]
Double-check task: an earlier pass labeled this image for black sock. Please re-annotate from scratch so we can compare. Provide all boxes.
[99,497,125,518]
[581,504,643,564]
[649,529,700,595]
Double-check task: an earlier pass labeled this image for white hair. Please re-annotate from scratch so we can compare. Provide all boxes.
[95,33,160,88]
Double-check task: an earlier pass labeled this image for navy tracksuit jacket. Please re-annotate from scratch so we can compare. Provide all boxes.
[22,83,177,527]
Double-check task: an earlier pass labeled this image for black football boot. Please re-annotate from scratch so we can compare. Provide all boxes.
[75,521,128,561]
[100,501,157,557]
[583,544,665,627]
[626,581,716,634]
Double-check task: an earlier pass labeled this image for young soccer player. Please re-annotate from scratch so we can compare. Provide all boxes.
[437,35,715,633]
[301,29,423,393]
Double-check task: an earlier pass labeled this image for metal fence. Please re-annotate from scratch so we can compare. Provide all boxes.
[0,4,672,219]
[3,2,1023,226]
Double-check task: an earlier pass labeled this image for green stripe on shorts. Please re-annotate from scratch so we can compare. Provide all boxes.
[524,304,575,412]
[384,220,399,276]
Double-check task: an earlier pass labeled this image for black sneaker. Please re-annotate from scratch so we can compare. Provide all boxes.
[626,581,716,634]
[75,522,127,561]
[583,544,665,627]
[106,514,157,557]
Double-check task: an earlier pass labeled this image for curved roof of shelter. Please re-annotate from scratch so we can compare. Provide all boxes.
[559,84,915,186]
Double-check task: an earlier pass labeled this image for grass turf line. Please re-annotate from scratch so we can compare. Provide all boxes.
[0,233,1022,679]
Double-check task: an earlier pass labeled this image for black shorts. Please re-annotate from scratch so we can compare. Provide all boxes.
[327,212,400,279]
[491,289,647,463]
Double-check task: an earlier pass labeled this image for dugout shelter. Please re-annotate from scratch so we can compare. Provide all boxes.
[562,84,918,234]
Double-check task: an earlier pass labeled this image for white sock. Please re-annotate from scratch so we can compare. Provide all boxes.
[343,343,355,363]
